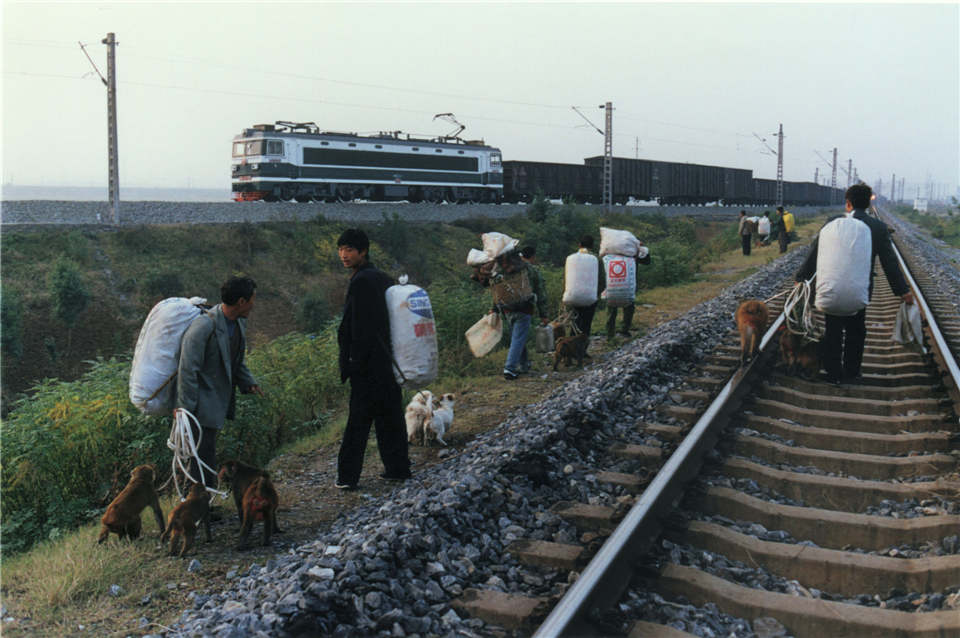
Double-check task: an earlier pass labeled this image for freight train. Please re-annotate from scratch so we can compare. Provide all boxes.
[232,121,844,206]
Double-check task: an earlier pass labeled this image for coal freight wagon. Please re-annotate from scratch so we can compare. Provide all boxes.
[585,157,755,205]
[232,122,503,202]
[502,160,601,203]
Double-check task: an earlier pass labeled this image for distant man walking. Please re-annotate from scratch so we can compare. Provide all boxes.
[795,184,914,384]
[738,210,752,256]
[774,208,789,253]
[176,275,263,489]
[336,228,411,488]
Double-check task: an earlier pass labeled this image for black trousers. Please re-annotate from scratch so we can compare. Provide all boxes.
[338,374,410,485]
[606,304,635,336]
[573,302,597,336]
[823,309,867,380]
[778,232,788,253]
[188,423,218,488]
[741,234,752,255]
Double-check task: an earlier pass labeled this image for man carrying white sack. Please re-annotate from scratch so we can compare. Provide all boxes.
[794,183,913,385]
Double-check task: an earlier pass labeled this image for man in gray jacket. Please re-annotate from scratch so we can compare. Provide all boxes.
[176,275,263,488]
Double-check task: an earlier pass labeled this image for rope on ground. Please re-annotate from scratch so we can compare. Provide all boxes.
[166,408,228,501]
[782,276,821,341]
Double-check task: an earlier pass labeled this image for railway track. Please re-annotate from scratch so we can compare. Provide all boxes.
[451,240,960,637]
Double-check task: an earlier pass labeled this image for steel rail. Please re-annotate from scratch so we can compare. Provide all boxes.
[533,309,787,637]
[882,211,960,423]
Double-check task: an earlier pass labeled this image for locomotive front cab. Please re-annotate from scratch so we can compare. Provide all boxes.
[232,136,288,200]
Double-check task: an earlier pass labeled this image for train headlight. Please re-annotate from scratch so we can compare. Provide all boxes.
[250,163,259,170]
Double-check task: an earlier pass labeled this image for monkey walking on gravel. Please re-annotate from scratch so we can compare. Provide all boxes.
[218,460,280,550]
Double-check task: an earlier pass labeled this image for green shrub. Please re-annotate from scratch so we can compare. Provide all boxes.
[141,270,184,299]
[526,192,552,223]
[1,286,24,359]
[297,291,332,333]
[47,257,90,330]
[641,238,698,288]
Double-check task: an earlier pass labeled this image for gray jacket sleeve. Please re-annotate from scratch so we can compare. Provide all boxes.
[175,314,214,413]
[235,321,257,391]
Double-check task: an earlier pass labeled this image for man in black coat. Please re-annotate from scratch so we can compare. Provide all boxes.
[795,183,914,384]
[335,228,411,489]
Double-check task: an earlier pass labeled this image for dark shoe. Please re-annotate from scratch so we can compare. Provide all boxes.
[822,373,841,386]
[334,481,357,490]
[380,472,411,482]
[844,374,864,385]
[503,370,519,380]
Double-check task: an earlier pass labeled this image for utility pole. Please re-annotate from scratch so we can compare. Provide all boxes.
[831,147,838,204]
[635,136,639,160]
[775,123,784,208]
[891,173,895,202]
[853,167,859,184]
[877,178,883,201]
[899,177,904,203]
[814,167,819,184]
[847,159,852,187]
[601,102,613,210]
[102,32,120,224]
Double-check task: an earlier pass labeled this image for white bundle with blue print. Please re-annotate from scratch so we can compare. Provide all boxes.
[386,275,438,388]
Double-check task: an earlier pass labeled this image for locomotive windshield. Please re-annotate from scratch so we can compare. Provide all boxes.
[232,140,284,157]
[490,152,502,167]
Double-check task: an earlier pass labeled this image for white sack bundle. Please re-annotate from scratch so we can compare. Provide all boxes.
[814,216,871,316]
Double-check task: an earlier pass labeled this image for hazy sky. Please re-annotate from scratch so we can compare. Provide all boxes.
[2,1,958,198]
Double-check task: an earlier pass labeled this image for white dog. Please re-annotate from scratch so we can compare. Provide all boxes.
[405,390,434,446]
[427,393,456,446]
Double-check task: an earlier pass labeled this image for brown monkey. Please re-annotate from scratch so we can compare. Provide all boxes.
[217,460,280,533]
[97,464,164,544]
[735,300,769,366]
[237,475,279,550]
[553,333,588,371]
[160,482,211,557]
[779,326,820,379]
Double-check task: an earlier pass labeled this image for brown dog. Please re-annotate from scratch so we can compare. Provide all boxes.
[97,464,165,544]
[237,475,280,550]
[735,300,769,366]
[553,333,588,371]
[160,482,211,557]
[778,326,820,379]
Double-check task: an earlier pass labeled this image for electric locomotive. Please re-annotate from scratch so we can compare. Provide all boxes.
[231,121,503,203]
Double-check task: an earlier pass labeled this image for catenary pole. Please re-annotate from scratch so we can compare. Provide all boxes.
[775,124,784,208]
[602,102,613,211]
[102,32,120,224]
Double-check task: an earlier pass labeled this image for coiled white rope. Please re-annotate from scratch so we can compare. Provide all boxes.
[782,276,821,340]
[167,408,228,501]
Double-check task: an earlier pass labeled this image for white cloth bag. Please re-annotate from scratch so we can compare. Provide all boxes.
[465,313,502,358]
[758,217,771,235]
[602,254,637,307]
[599,227,641,257]
[480,232,519,260]
[815,216,872,316]
[386,276,438,388]
[893,301,925,353]
[562,252,599,306]
[534,324,554,353]
[129,296,208,415]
